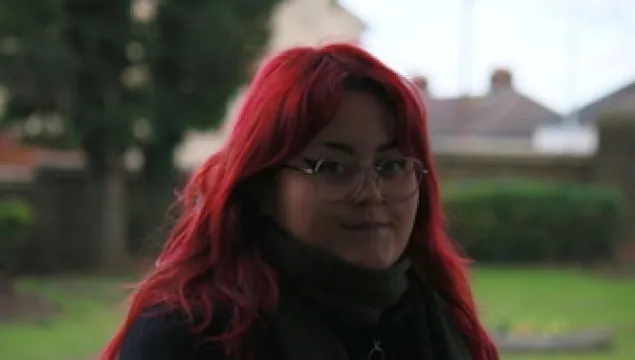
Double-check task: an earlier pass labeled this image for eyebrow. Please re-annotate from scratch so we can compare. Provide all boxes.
[320,139,398,154]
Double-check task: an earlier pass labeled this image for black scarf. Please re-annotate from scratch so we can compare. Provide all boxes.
[261,228,474,360]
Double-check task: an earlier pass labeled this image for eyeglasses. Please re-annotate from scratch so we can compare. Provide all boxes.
[282,156,427,202]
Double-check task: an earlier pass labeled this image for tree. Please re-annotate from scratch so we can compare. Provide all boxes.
[0,0,136,269]
[142,0,279,175]
[0,0,283,265]
[129,0,281,250]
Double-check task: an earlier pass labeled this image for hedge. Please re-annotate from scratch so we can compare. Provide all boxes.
[0,198,34,272]
[443,180,627,263]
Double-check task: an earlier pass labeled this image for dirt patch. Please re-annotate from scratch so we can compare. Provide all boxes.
[0,291,58,323]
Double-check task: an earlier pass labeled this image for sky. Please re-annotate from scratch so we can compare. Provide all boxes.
[338,0,635,114]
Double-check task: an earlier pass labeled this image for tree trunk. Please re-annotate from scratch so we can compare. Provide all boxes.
[0,271,14,297]
[136,144,179,256]
[92,154,129,271]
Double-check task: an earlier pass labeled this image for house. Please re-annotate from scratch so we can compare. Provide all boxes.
[574,81,635,125]
[414,69,562,154]
[175,0,366,169]
[531,80,635,155]
[0,130,83,181]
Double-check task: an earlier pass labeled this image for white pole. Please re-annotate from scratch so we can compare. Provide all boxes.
[458,0,474,96]
[565,0,580,127]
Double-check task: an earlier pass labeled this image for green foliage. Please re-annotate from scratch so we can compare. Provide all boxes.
[0,199,34,272]
[136,0,281,181]
[0,0,77,116]
[443,180,627,263]
[0,0,283,264]
[1,0,282,181]
[0,0,136,174]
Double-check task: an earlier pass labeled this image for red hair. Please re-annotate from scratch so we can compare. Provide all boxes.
[101,43,499,360]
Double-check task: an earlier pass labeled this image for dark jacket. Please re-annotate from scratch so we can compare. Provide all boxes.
[118,295,422,360]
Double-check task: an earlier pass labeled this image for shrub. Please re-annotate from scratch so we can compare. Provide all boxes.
[443,180,627,263]
[0,199,34,273]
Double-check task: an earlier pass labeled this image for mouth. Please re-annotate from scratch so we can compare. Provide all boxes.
[339,221,391,231]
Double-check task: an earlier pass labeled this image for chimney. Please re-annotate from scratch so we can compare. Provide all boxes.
[411,75,429,95]
[490,68,513,93]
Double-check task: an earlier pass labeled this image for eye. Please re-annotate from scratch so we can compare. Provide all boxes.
[303,158,356,180]
[378,158,410,176]
[313,159,347,174]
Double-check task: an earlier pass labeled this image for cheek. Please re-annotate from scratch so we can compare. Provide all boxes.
[394,197,419,237]
[272,177,320,238]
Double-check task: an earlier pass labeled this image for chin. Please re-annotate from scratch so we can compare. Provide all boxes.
[330,236,406,269]
[346,253,398,270]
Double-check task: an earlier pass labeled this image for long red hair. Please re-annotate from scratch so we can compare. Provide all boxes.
[101,43,499,360]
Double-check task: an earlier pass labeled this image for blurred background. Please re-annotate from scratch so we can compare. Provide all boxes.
[0,0,633,359]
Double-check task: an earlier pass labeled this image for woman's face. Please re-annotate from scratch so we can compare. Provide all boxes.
[268,90,420,269]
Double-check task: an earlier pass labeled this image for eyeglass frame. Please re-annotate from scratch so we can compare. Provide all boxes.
[280,156,428,203]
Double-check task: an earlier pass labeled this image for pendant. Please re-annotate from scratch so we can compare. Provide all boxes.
[367,338,386,360]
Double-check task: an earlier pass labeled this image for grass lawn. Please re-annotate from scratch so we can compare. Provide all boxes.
[472,268,635,360]
[0,268,633,360]
[0,276,130,360]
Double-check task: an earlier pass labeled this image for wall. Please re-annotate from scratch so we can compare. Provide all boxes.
[434,153,593,184]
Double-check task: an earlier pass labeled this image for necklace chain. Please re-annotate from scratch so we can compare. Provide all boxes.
[367,337,385,360]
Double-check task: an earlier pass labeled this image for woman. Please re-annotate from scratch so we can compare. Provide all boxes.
[102,43,499,360]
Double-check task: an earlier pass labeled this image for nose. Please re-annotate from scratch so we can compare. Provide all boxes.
[349,168,383,204]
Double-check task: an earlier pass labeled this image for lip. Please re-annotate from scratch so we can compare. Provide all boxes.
[339,221,391,231]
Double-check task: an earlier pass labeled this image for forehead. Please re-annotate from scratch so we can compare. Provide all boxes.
[309,91,395,152]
